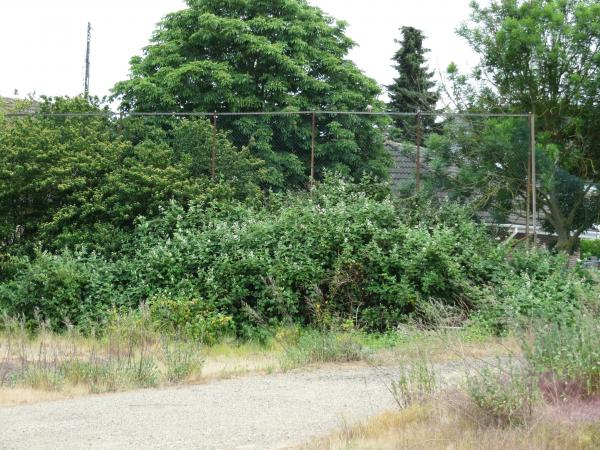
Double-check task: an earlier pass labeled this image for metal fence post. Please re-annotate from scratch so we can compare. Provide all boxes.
[211,112,217,180]
[526,140,531,248]
[529,113,537,245]
[415,110,422,193]
[310,112,316,188]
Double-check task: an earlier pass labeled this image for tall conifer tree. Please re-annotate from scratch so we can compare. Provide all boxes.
[388,27,439,139]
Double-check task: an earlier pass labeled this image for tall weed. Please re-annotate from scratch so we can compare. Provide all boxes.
[522,312,600,399]
[280,329,366,369]
[0,313,204,393]
[390,356,439,409]
[465,363,540,427]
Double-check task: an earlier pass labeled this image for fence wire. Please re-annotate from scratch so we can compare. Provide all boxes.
[4,108,596,250]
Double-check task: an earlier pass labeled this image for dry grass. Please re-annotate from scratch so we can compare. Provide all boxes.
[0,316,206,402]
[302,401,600,450]
[0,327,285,406]
[0,387,81,406]
[367,331,520,366]
[0,324,516,407]
[201,339,280,379]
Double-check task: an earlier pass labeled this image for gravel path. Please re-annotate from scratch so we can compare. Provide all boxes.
[0,362,470,450]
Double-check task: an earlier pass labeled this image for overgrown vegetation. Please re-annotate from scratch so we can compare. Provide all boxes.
[305,402,600,450]
[0,97,264,255]
[1,313,518,404]
[0,312,205,394]
[581,240,600,259]
[1,10,599,449]
[390,356,439,409]
[279,328,366,369]
[306,308,600,449]
[3,171,593,337]
[465,363,540,427]
[523,312,600,401]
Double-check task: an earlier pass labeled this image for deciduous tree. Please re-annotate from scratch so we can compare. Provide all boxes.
[0,97,261,254]
[112,0,390,187]
[438,0,600,252]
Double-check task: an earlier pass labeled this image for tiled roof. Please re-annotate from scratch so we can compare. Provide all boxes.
[386,140,427,187]
[386,139,543,228]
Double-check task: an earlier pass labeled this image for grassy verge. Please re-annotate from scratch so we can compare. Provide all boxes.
[303,402,600,450]
[0,316,515,406]
[301,311,600,450]
[0,314,205,403]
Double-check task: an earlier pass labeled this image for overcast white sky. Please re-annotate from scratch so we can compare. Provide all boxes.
[0,0,480,102]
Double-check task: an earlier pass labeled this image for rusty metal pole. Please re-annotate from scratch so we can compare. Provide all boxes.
[530,113,537,245]
[415,110,422,193]
[211,112,217,180]
[310,112,316,188]
[526,127,532,247]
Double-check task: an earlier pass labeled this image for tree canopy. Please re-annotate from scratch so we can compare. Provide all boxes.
[457,0,600,170]
[0,97,262,255]
[436,0,600,252]
[112,0,390,187]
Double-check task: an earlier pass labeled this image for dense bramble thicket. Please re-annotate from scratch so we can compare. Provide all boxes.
[0,171,593,338]
[1,98,596,340]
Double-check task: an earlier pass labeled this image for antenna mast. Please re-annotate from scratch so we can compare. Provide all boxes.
[84,22,91,97]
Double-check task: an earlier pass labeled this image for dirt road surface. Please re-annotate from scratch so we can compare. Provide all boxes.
[0,363,468,449]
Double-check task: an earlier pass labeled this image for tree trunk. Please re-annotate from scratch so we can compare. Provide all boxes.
[553,224,577,254]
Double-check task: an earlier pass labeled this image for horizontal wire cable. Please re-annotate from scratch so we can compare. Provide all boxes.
[3,110,531,118]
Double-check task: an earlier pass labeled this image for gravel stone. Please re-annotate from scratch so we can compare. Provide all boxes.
[0,363,468,449]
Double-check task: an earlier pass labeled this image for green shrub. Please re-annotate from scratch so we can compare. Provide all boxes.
[580,240,600,259]
[1,176,593,336]
[0,98,264,256]
[522,312,600,398]
[0,250,117,330]
[112,175,507,333]
[474,249,590,333]
[465,363,540,427]
[148,295,234,344]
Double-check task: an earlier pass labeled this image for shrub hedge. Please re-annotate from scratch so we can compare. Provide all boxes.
[0,176,594,337]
